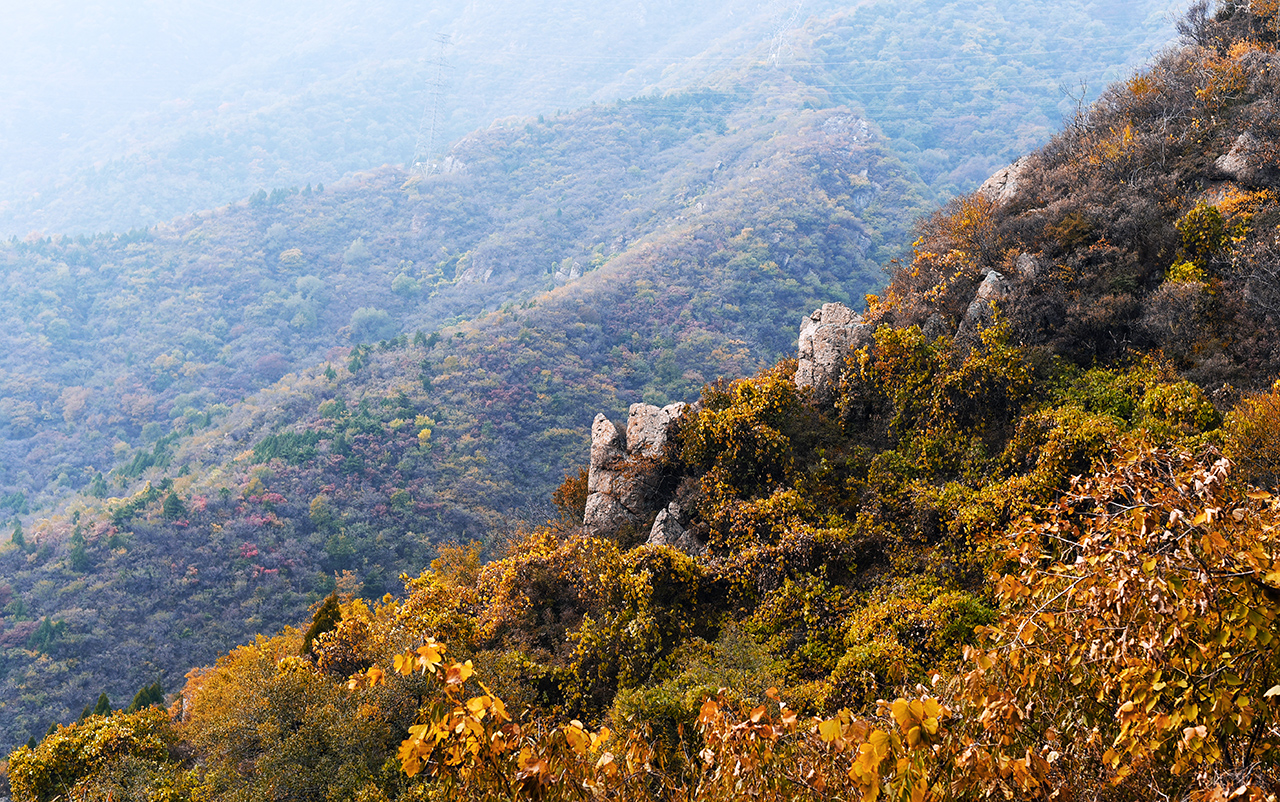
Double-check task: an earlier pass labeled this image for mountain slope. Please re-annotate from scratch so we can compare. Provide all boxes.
[0,83,930,748]
[11,5,1280,799]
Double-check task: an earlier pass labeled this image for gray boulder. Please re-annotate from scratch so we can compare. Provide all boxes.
[1216,132,1279,186]
[583,404,689,538]
[647,501,706,556]
[796,302,872,399]
[958,270,1009,336]
[979,156,1031,204]
[1015,252,1041,280]
[626,402,688,457]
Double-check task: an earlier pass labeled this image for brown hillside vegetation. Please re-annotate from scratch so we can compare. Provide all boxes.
[875,0,1280,391]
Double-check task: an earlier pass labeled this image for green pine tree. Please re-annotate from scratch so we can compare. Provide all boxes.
[27,617,64,653]
[11,521,25,551]
[162,491,186,519]
[301,592,342,655]
[92,692,111,717]
[125,680,165,713]
[68,528,90,572]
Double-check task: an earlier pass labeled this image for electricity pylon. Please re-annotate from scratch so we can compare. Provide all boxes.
[412,33,452,174]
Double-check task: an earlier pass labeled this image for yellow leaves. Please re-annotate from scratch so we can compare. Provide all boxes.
[818,717,843,744]
[445,659,473,686]
[564,721,591,756]
[466,695,491,719]
[398,724,435,778]
[1128,72,1158,98]
[848,742,885,796]
[347,665,385,690]
[699,696,720,726]
[779,708,800,732]
[595,750,618,778]
[515,747,550,788]
[394,638,447,677]
[889,697,945,748]
[891,699,912,730]
[1181,725,1208,751]
[1116,699,1142,729]
[419,640,445,670]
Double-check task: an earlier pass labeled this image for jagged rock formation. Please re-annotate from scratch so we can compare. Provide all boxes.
[626,402,686,457]
[1216,132,1279,187]
[1014,251,1041,280]
[978,155,1031,204]
[646,501,706,556]
[584,402,687,538]
[958,269,1009,336]
[796,302,872,399]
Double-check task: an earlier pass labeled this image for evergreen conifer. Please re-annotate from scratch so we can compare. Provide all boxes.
[162,491,186,519]
[301,592,342,655]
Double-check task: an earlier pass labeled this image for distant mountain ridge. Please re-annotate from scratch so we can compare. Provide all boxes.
[0,0,1182,235]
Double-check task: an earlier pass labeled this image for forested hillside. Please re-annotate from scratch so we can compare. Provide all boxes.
[0,78,930,747]
[9,1,1280,799]
[0,2,1191,735]
[0,0,1180,235]
[0,83,919,513]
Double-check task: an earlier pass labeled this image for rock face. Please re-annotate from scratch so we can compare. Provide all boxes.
[979,156,1031,204]
[1015,252,1041,280]
[646,501,705,556]
[584,414,632,532]
[627,402,687,457]
[958,269,1009,336]
[1216,132,1279,186]
[583,402,688,538]
[796,302,872,399]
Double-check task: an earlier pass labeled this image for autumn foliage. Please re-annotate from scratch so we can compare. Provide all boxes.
[10,3,1280,800]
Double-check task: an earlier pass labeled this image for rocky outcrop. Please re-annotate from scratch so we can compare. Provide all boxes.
[979,156,1031,204]
[627,402,687,456]
[958,269,1009,336]
[1015,252,1041,280]
[646,501,705,556]
[583,402,687,538]
[1216,132,1279,187]
[796,302,872,399]
[584,414,633,532]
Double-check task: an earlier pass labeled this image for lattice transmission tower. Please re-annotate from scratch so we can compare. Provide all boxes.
[412,33,453,174]
[768,1,805,66]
